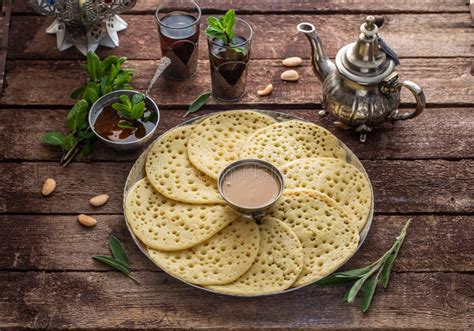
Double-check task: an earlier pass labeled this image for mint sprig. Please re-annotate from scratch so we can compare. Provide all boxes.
[93,235,139,284]
[112,93,148,129]
[205,9,238,46]
[41,52,134,167]
[317,219,411,313]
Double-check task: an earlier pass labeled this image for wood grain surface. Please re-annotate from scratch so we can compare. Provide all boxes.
[1,1,473,329]
[3,58,473,106]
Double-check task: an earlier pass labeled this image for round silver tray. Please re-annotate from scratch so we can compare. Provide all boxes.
[123,109,374,297]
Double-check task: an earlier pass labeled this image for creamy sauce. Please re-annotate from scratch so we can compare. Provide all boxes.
[222,166,280,208]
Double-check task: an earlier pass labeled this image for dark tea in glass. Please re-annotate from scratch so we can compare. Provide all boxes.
[207,18,253,101]
[155,1,201,80]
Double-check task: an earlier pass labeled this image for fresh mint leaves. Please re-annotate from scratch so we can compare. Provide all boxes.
[42,52,134,167]
[205,9,237,46]
[112,93,147,129]
[317,219,411,313]
[93,235,139,284]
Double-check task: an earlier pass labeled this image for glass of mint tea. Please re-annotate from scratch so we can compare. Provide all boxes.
[207,17,253,101]
[155,0,201,80]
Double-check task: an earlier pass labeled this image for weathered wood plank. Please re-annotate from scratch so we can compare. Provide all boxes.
[8,14,474,60]
[12,0,470,14]
[0,214,471,272]
[0,271,471,329]
[2,58,472,106]
[1,107,473,162]
[0,160,472,214]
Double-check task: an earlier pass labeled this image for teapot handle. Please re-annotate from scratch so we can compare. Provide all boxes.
[390,80,426,121]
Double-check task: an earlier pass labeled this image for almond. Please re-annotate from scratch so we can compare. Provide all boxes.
[41,178,56,196]
[89,194,109,207]
[282,57,302,67]
[280,70,299,81]
[257,84,273,96]
[78,214,97,227]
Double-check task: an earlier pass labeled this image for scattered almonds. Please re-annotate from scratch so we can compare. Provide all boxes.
[282,57,303,67]
[257,84,273,96]
[89,194,109,207]
[281,70,299,81]
[41,178,56,196]
[78,214,97,227]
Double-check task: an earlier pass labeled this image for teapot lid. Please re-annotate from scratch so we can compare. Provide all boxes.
[335,16,395,84]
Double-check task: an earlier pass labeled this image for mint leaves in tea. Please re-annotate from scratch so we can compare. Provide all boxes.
[205,10,253,101]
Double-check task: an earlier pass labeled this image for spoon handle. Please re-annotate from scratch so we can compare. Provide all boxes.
[144,56,171,97]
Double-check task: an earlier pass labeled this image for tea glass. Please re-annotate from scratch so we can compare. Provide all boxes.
[207,18,253,101]
[155,0,201,80]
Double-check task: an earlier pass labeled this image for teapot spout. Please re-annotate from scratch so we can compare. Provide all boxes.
[297,23,335,83]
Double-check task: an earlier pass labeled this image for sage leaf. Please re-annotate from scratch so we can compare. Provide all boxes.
[317,274,360,286]
[109,235,129,266]
[93,255,129,272]
[42,132,65,147]
[184,91,212,117]
[346,276,368,303]
[381,251,398,288]
[334,266,372,278]
[362,273,379,312]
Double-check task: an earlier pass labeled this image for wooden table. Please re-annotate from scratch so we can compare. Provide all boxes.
[1,1,473,329]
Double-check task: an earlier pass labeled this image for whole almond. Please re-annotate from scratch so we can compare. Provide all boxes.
[41,178,56,196]
[281,70,299,81]
[78,214,97,227]
[282,57,302,67]
[257,84,273,96]
[89,194,109,207]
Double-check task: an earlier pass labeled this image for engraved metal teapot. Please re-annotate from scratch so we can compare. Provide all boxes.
[297,16,426,142]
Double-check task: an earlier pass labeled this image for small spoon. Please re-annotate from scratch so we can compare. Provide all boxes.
[144,56,171,99]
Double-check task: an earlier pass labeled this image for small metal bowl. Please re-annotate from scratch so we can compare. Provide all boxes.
[88,90,160,151]
[218,159,285,220]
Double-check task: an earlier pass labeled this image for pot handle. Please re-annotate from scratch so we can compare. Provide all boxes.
[390,80,426,121]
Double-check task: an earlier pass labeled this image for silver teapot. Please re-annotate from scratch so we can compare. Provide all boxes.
[298,16,426,142]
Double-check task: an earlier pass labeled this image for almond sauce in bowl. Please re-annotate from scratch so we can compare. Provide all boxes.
[218,159,284,218]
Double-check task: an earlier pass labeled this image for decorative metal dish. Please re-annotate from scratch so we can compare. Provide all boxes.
[123,109,374,297]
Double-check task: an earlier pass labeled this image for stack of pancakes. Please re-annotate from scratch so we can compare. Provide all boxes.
[125,110,372,296]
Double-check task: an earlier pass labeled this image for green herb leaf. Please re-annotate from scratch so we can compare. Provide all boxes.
[42,132,66,147]
[70,86,85,99]
[93,255,129,273]
[101,55,120,72]
[77,130,95,141]
[109,63,120,81]
[223,9,235,42]
[362,271,380,312]
[67,100,89,134]
[334,266,372,278]
[317,274,360,286]
[119,95,132,108]
[113,73,132,86]
[118,120,136,130]
[184,91,212,117]
[87,52,101,81]
[80,141,93,157]
[109,235,129,267]
[142,111,158,123]
[131,92,145,105]
[343,287,351,302]
[112,103,132,117]
[84,87,99,106]
[63,134,76,151]
[130,102,145,120]
[346,276,368,303]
